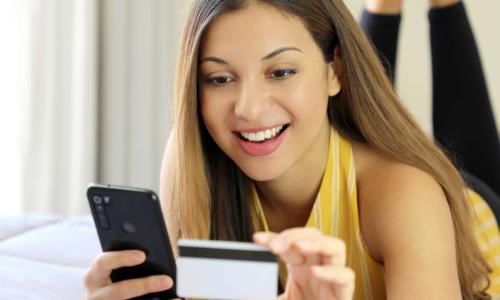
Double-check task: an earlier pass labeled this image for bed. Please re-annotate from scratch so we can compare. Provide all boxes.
[0,214,101,299]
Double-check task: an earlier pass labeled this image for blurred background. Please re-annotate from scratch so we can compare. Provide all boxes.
[0,0,498,217]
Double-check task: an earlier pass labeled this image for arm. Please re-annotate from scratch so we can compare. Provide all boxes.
[359,161,462,299]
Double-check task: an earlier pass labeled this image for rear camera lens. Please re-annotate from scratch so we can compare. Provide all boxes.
[95,205,105,213]
[93,196,102,204]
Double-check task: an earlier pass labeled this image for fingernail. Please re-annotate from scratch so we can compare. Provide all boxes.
[272,239,284,252]
[131,252,145,263]
[296,240,311,250]
[253,232,266,242]
[157,277,172,289]
[312,266,324,275]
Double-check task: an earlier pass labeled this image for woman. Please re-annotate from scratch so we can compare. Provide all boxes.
[84,0,497,299]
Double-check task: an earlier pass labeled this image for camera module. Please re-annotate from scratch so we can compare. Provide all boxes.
[93,195,102,204]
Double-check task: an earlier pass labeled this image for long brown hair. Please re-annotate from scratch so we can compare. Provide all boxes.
[166,0,490,298]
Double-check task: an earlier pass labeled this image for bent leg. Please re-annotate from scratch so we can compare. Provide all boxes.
[360,7,402,81]
[429,2,500,194]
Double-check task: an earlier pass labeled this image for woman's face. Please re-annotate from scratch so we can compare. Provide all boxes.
[198,3,341,182]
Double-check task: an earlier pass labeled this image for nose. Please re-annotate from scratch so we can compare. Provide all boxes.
[234,80,271,121]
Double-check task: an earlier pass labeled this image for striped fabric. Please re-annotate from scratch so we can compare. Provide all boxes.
[469,190,500,295]
[254,128,500,298]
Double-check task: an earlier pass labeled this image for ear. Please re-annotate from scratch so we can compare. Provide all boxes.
[327,46,343,97]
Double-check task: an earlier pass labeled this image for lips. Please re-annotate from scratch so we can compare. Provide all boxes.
[234,124,289,156]
[239,124,288,142]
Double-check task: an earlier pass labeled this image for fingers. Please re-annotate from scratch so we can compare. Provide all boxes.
[255,229,354,300]
[254,228,346,267]
[295,237,346,266]
[254,229,321,266]
[253,231,278,245]
[91,275,173,300]
[254,228,321,252]
[84,250,146,289]
[84,250,176,300]
[312,265,355,300]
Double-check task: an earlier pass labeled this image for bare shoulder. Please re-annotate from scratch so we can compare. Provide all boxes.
[351,142,450,257]
[351,142,461,298]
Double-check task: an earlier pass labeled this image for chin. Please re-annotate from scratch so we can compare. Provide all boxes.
[237,162,286,182]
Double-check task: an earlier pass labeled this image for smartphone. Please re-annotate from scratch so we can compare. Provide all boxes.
[87,183,178,300]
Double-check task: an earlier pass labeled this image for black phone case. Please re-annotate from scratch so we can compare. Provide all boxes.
[87,183,178,300]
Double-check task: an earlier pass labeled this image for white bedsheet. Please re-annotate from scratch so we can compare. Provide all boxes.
[0,214,101,299]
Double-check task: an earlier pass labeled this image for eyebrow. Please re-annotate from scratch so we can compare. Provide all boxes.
[199,46,303,65]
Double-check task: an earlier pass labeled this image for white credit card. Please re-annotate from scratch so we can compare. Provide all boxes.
[176,239,278,300]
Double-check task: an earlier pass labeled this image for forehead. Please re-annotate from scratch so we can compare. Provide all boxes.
[199,3,318,58]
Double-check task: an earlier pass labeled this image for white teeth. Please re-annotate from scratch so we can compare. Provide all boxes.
[257,132,265,141]
[240,125,285,142]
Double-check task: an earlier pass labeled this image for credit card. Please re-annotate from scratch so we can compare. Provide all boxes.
[177,239,278,300]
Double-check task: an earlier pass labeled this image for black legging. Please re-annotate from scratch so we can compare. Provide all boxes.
[360,2,500,197]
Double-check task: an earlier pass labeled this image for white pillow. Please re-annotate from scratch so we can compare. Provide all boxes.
[0,215,100,268]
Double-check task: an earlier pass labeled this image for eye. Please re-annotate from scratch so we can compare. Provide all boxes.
[268,69,297,79]
[205,76,234,86]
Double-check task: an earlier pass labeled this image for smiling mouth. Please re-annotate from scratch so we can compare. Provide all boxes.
[236,124,289,143]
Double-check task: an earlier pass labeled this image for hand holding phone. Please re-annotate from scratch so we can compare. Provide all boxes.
[85,183,178,300]
[83,249,174,300]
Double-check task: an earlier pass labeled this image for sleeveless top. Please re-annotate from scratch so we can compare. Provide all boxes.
[253,128,500,298]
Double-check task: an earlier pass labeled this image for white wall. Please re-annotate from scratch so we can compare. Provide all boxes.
[345,1,500,134]
[98,0,192,192]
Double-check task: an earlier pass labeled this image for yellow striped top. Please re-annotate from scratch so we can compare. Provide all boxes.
[469,190,500,295]
[254,128,500,298]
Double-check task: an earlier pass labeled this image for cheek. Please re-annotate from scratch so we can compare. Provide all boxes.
[199,93,231,139]
[280,75,329,116]
[200,98,216,135]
